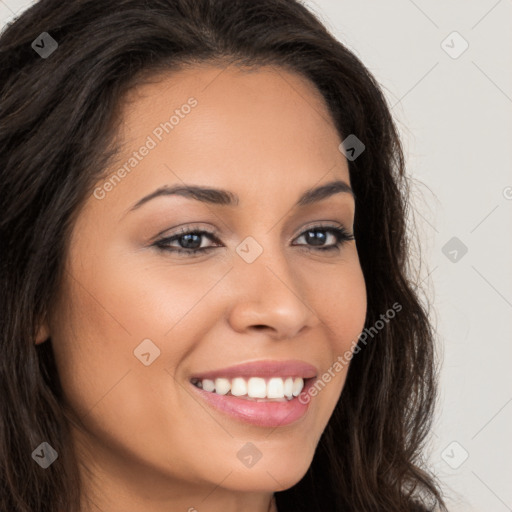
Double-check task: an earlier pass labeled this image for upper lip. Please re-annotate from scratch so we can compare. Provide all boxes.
[190,360,318,380]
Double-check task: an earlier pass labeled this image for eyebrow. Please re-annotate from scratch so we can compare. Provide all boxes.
[128,179,355,213]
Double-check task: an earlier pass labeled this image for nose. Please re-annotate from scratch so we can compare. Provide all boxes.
[226,247,321,340]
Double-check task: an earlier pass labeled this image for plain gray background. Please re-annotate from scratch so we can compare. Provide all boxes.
[1,0,511,510]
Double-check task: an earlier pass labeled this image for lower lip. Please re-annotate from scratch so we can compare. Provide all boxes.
[189,379,315,427]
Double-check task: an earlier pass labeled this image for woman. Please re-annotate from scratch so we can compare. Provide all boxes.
[0,0,447,510]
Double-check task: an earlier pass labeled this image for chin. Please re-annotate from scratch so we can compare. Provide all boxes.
[217,449,314,493]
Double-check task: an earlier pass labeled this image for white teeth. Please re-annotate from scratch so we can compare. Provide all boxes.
[202,379,215,392]
[267,377,284,399]
[292,377,304,397]
[247,377,267,398]
[214,378,230,395]
[231,377,247,396]
[193,376,306,400]
[284,377,294,398]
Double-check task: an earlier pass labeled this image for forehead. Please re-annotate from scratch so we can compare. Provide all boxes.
[94,64,351,217]
[121,62,336,131]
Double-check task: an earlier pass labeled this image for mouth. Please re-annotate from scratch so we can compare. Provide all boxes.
[188,360,318,427]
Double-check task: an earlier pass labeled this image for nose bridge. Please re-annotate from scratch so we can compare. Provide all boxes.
[236,230,297,293]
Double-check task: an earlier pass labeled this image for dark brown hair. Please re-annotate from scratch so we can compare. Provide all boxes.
[0,0,446,510]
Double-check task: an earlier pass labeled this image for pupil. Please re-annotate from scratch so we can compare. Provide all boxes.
[182,234,201,249]
[306,230,326,246]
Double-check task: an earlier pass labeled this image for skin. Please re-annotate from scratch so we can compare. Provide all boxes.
[36,63,367,512]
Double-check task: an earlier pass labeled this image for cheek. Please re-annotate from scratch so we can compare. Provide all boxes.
[318,262,366,368]
[305,254,367,352]
[94,246,228,338]
[292,253,366,422]
[49,252,230,432]
[48,267,205,478]
[48,279,135,422]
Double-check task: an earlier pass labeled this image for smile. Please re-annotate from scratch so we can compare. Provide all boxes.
[188,360,318,427]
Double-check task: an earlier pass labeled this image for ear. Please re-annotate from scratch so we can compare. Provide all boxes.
[35,318,50,345]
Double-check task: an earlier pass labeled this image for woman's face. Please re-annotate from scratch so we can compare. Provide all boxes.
[39,64,367,508]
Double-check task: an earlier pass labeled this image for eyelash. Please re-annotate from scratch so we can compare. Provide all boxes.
[153,224,355,256]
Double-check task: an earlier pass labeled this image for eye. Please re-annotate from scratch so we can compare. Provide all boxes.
[153,224,354,256]
[153,227,222,255]
[292,224,355,252]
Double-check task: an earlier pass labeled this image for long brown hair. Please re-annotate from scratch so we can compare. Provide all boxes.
[0,1,446,510]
